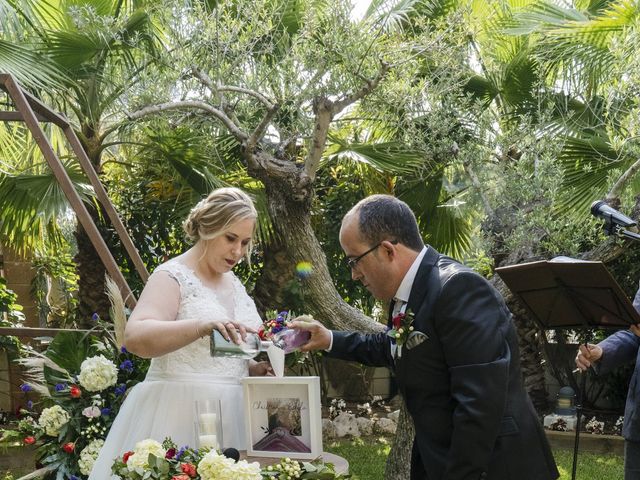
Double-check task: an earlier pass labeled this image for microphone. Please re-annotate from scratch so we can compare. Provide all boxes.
[590,200,636,228]
[222,447,240,462]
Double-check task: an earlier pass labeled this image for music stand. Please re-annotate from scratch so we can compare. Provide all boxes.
[496,257,640,480]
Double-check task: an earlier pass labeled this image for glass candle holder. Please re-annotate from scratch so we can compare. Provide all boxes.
[195,399,223,450]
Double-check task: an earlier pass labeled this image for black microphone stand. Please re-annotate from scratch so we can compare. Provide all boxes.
[602,220,640,241]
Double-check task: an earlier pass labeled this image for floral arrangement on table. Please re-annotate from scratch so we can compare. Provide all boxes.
[1,313,149,479]
[110,437,349,480]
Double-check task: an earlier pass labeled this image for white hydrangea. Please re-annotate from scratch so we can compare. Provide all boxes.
[38,405,70,436]
[231,459,263,480]
[78,355,118,392]
[198,451,261,480]
[78,439,104,475]
[126,439,166,472]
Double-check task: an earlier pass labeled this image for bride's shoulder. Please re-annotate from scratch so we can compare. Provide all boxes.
[153,257,196,283]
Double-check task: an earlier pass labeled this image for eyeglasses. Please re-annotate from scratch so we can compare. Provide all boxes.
[345,240,397,270]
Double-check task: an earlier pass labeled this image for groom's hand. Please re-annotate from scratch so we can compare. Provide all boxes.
[289,316,331,352]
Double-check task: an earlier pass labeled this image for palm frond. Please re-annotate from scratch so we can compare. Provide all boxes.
[365,0,422,30]
[554,134,631,216]
[0,160,95,255]
[0,39,67,89]
[324,134,426,174]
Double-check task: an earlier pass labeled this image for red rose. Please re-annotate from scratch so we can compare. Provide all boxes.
[165,447,176,459]
[69,385,81,398]
[122,451,134,464]
[62,442,75,453]
[181,463,197,477]
[171,475,190,480]
[23,436,36,445]
[258,327,266,340]
[392,313,405,329]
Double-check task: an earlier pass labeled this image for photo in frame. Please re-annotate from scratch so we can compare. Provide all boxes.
[241,376,322,459]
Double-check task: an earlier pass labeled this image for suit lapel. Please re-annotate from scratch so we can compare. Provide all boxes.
[406,246,439,320]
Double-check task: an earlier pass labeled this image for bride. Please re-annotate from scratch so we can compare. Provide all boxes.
[89,187,272,479]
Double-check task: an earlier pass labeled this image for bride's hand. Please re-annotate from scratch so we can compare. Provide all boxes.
[201,320,254,344]
[249,360,274,376]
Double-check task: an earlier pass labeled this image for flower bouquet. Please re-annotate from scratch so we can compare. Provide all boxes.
[1,317,149,479]
[111,437,349,479]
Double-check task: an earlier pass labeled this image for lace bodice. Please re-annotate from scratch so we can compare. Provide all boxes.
[145,260,263,380]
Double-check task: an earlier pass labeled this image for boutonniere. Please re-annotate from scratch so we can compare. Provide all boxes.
[387,309,415,358]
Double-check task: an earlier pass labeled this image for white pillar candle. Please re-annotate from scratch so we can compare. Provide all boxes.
[198,413,218,434]
[199,434,218,449]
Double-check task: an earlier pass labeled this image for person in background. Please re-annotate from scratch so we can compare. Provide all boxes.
[89,187,272,479]
[292,194,559,480]
[576,284,640,480]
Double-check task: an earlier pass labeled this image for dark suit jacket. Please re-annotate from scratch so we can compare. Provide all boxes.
[596,285,640,442]
[328,246,559,480]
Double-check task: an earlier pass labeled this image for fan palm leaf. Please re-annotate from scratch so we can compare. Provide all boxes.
[0,160,95,255]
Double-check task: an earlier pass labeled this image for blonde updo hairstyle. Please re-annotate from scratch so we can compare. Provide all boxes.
[183,187,258,263]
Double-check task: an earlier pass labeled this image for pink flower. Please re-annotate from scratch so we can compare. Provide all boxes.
[82,406,101,418]
[181,463,197,477]
[171,475,190,480]
[23,436,36,445]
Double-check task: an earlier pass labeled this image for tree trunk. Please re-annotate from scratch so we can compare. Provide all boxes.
[74,216,110,327]
[73,130,110,327]
[384,400,414,480]
[255,177,379,333]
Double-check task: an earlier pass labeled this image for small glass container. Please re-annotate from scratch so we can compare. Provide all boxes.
[195,399,223,450]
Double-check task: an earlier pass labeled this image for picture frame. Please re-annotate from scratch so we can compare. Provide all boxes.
[241,376,322,459]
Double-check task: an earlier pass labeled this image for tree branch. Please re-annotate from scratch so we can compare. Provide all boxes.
[302,61,391,184]
[218,86,275,110]
[127,101,249,143]
[191,67,275,110]
[607,157,640,201]
[247,105,279,151]
[332,60,390,114]
[303,98,333,184]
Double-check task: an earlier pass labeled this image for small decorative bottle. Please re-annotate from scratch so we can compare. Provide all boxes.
[210,328,310,359]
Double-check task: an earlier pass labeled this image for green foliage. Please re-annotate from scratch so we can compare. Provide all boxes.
[0,277,24,357]
[32,250,79,328]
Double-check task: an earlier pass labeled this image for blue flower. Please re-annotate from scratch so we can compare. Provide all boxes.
[26,400,33,409]
[101,407,111,416]
[20,384,32,393]
[175,446,187,460]
[119,360,134,373]
[114,384,127,396]
[120,346,128,354]
[55,383,67,392]
[70,475,80,480]
[91,313,100,322]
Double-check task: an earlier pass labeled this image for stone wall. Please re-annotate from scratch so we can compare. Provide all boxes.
[1,244,38,413]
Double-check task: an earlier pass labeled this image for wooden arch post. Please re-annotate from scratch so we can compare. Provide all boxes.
[0,73,149,309]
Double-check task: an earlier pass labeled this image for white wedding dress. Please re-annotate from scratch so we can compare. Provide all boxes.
[89,260,262,480]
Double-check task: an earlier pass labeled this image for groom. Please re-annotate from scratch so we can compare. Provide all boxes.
[292,195,559,480]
